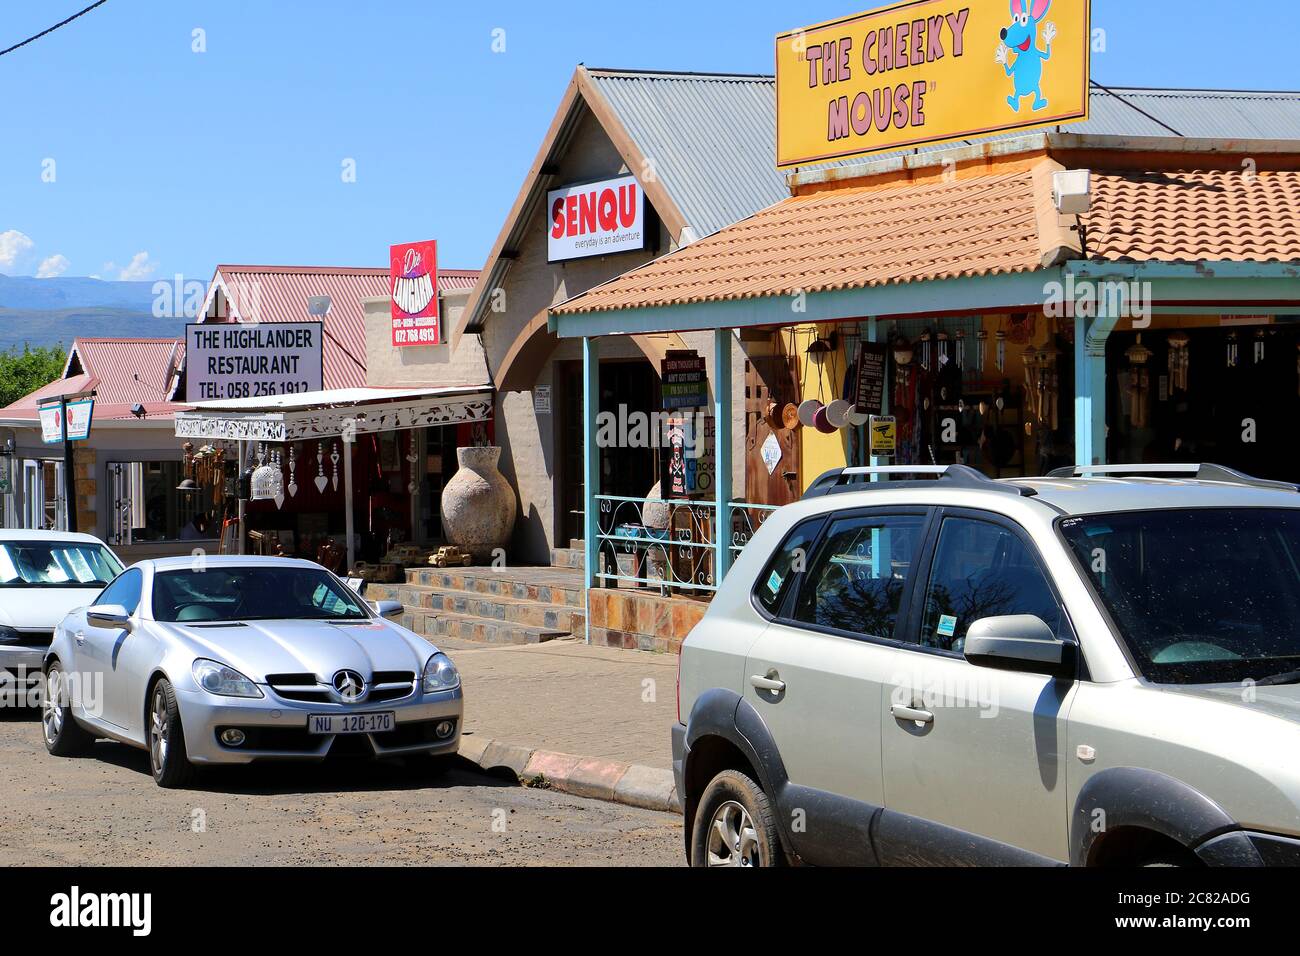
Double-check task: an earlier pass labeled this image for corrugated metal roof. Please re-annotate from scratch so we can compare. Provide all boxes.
[587,69,789,240]
[209,266,480,390]
[1079,87,1300,139]
[1,337,187,420]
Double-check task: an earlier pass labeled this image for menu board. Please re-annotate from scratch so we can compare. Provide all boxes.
[854,342,887,416]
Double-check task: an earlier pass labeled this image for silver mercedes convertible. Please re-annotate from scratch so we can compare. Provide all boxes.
[40,555,462,788]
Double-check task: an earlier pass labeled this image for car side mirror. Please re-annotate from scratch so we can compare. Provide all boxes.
[86,604,133,632]
[963,615,1074,679]
[374,600,404,621]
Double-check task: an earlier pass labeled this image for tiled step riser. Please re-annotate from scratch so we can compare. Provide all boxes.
[404,569,584,608]
[381,586,584,632]
[400,611,563,646]
[549,548,585,570]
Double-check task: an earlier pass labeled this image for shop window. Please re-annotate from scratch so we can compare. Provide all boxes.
[107,461,218,544]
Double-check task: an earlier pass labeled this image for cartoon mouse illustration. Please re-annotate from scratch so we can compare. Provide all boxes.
[995,0,1057,112]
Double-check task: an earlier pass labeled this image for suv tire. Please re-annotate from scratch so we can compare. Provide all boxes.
[691,769,784,867]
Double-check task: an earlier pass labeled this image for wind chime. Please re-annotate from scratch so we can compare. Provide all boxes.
[1254,329,1267,364]
[936,330,950,368]
[954,329,966,371]
[918,330,932,371]
[975,329,988,374]
[1125,334,1154,428]
[1167,331,1191,393]
[995,329,1007,374]
[1226,331,1239,368]
[1023,344,1061,431]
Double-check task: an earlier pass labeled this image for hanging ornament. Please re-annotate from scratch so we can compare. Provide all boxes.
[1254,329,1266,364]
[1167,331,1191,393]
[936,330,950,368]
[271,448,285,510]
[918,331,932,371]
[1226,332,1239,368]
[975,329,988,373]
[1125,334,1153,428]
[330,442,341,490]
[315,442,328,492]
[287,443,298,497]
[250,444,284,503]
[995,330,1007,373]
[955,329,966,370]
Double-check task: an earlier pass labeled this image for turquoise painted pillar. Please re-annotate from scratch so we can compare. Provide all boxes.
[713,328,733,584]
[1074,292,1118,468]
[582,336,599,642]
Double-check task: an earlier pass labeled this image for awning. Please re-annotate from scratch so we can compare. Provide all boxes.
[173,385,492,442]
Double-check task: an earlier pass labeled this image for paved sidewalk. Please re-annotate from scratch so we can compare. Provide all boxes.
[437,636,677,771]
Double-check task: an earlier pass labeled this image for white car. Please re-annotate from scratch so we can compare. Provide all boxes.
[0,531,124,702]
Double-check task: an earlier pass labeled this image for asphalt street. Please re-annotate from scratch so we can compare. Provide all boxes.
[0,709,683,867]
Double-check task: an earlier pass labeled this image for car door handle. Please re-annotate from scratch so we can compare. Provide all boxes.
[750,674,786,693]
[891,704,934,724]
[74,631,86,646]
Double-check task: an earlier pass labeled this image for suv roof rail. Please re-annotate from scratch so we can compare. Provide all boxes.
[803,464,1038,500]
[1046,463,1300,493]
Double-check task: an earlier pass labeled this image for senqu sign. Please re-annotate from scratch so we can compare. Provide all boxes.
[186,322,323,402]
[775,0,1090,168]
[548,175,646,263]
[391,240,440,347]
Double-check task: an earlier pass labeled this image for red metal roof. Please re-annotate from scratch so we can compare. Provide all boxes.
[1,337,187,421]
[208,265,480,390]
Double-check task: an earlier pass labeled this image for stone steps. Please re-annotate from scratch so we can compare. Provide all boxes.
[401,608,568,646]
[368,581,586,633]
[549,547,585,570]
[368,564,587,647]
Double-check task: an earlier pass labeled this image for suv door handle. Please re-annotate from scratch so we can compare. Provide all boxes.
[891,704,934,724]
[750,674,786,693]
[74,631,86,646]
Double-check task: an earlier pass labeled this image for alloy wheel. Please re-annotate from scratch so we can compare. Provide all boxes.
[149,688,169,773]
[706,800,761,867]
[42,669,64,745]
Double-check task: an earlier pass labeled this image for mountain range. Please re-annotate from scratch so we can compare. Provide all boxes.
[0,273,188,351]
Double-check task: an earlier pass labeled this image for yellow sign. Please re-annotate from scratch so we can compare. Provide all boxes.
[869,416,897,456]
[776,0,1090,167]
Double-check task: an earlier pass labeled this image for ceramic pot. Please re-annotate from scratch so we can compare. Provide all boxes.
[441,446,516,562]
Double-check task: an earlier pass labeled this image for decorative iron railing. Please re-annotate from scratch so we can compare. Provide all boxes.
[593,496,786,593]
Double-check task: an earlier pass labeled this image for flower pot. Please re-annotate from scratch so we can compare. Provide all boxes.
[440,446,516,563]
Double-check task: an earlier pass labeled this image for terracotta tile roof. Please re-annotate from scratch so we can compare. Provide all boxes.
[1083,168,1300,263]
[552,168,1044,315]
[210,265,480,389]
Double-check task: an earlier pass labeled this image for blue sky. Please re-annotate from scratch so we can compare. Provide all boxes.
[1,0,1296,284]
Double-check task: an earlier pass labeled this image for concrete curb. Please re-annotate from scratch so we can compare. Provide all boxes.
[457,734,681,814]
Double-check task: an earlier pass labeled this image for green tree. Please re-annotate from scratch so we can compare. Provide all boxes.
[0,344,67,408]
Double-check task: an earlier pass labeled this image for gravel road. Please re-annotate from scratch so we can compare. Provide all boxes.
[0,709,682,867]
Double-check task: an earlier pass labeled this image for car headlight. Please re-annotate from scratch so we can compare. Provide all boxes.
[0,626,20,645]
[192,659,263,698]
[422,653,460,694]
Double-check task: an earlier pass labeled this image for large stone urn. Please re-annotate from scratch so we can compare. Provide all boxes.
[441,446,516,562]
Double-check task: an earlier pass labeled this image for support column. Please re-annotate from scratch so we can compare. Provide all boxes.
[236,440,246,555]
[582,337,599,644]
[1074,291,1119,469]
[866,317,886,480]
[343,429,356,572]
[713,328,733,584]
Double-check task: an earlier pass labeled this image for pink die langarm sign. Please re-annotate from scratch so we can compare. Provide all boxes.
[390,240,439,347]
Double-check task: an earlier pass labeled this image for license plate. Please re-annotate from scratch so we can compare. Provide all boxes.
[308,712,395,735]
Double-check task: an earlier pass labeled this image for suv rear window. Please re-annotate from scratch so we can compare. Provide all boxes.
[791,514,927,639]
[754,518,823,616]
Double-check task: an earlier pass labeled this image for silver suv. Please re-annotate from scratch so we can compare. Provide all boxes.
[673,463,1300,867]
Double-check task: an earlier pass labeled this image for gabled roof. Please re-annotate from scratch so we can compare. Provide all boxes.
[456,66,789,339]
[2,337,186,421]
[204,265,480,390]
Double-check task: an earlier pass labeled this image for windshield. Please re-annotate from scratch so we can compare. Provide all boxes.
[1059,509,1300,685]
[152,566,372,623]
[0,541,123,588]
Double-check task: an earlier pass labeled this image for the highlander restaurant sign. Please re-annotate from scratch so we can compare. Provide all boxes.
[775,0,1090,167]
[186,322,323,402]
[548,174,646,262]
